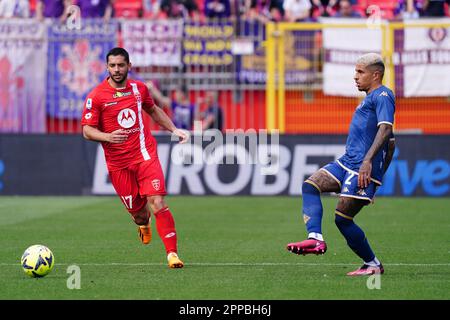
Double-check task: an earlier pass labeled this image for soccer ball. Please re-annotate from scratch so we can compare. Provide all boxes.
[21,245,55,278]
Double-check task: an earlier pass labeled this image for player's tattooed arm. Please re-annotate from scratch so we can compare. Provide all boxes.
[358,123,393,188]
[82,125,128,144]
[383,139,395,174]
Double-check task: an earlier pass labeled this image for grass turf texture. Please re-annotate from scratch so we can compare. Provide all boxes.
[0,196,449,300]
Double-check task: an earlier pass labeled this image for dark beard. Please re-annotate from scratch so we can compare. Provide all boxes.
[109,72,128,86]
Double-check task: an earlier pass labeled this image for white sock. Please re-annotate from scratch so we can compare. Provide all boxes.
[167,252,178,261]
[365,257,381,267]
[308,232,324,241]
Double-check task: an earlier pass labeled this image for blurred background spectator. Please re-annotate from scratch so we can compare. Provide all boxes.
[204,0,231,18]
[76,0,114,20]
[423,0,450,17]
[36,0,72,21]
[243,0,284,23]
[395,0,424,19]
[0,0,30,18]
[201,91,224,131]
[311,0,339,18]
[147,82,198,131]
[283,0,312,22]
[160,0,202,20]
[334,0,362,17]
[0,0,448,21]
[358,0,397,19]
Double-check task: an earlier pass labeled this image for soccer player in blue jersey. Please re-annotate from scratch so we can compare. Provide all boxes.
[287,53,396,276]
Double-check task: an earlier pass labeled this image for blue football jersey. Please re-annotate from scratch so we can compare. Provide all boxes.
[338,85,395,184]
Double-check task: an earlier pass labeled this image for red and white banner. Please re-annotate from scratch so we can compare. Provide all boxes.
[322,18,450,97]
[0,19,47,133]
[394,19,450,97]
[121,20,183,67]
[321,18,383,97]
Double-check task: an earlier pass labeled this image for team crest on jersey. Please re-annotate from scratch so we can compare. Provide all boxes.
[152,179,160,191]
[113,91,132,99]
[117,108,136,128]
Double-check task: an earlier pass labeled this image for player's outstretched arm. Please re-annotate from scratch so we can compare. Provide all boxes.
[147,105,190,144]
[358,123,393,188]
[82,125,128,144]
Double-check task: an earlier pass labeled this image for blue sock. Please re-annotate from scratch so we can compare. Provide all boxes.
[335,212,375,263]
[302,181,323,236]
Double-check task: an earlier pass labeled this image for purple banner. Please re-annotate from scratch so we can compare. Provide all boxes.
[237,21,317,84]
[183,21,234,66]
[46,20,117,119]
[0,20,47,133]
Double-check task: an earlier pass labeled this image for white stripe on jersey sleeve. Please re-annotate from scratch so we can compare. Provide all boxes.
[377,121,393,127]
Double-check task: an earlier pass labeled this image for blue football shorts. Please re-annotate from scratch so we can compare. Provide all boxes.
[320,161,381,203]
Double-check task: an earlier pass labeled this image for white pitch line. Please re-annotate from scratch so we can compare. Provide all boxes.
[3,262,450,267]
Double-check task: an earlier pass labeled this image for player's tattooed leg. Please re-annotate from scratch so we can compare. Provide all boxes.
[306,170,341,194]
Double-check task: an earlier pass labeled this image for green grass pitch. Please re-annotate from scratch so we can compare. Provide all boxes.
[0,195,449,300]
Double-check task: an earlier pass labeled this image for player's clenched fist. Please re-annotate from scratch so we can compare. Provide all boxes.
[108,129,128,143]
[172,129,190,144]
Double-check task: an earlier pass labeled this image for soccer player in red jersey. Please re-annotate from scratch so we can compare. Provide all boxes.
[81,47,189,268]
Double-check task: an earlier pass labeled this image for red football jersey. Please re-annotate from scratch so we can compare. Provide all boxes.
[81,78,157,172]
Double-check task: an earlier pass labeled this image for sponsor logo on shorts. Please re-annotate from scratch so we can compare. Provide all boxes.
[117,108,136,128]
[152,179,160,191]
[357,189,367,196]
[113,91,132,98]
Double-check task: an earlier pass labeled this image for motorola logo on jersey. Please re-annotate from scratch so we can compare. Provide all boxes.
[117,109,136,128]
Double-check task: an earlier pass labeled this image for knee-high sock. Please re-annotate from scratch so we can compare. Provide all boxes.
[302,180,323,235]
[335,212,375,263]
[154,207,178,254]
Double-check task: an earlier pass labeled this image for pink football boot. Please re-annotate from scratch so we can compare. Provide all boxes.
[287,239,327,255]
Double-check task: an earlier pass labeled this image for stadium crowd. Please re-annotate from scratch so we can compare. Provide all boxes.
[0,0,449,21]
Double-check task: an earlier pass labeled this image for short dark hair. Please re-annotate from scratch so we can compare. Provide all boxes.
[106,47,130,64]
